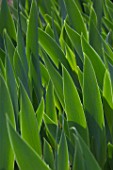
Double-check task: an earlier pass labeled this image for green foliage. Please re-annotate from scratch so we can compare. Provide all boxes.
[0,0,113,169]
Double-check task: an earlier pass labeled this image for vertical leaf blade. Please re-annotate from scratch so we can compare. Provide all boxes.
[64,0,87,39]
[0,0,16,40]
[20,81,42,156]
[57,132,69,170]
[0,75,15,170]
[7,119,51,170]
[83,56,105,129]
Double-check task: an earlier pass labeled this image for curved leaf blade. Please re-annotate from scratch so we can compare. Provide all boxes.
[7,119,51,170]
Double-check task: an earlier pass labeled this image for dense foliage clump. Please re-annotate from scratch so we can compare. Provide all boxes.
[0,0,113,169]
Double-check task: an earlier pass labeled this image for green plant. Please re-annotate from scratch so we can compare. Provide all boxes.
[0,0,113,169]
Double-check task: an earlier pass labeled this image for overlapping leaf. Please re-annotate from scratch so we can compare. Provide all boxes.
[7,119,51,170]
[0,75,15,170]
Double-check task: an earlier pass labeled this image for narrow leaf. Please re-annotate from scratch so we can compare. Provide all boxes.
[103,70,113,108]
[64,0,87,39]
[7,119,51,170]
[5,55,18,129]
[83,56,104,128]
[36,98,44,133]
[82,36,106,89]
[63,66,89,143]
[20,81,41,156]
[63,66,87,128]
[46,80,57,124]
[83,56,106,166]
[0,0,16,40]
[71,128,101,170]
[57,132,69,170]
[43,53,64,108]
[65,22,83,61]
[0,75,15,170]
[43,139,55,170]
[38,28,70,70]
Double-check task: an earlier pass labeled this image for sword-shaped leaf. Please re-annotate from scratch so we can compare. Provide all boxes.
[0,75,15,170]
[57,132,69,170]
[7,119,51,170]
[64,0,87,39]
[0,0,16,40]
[20,81,42,156]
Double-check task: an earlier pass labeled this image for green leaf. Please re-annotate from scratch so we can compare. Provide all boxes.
[17,19,28,75]
[72,136,85,170]
[64,0,87,39]
[71,128,101,170]
[44,14,61,34]
[43,53,64,108]
[102,37,113,64]
[63,66,87,128]
[0,75,15,170]
[4,30,15,66]
[44,114,58,148]
[63,66,89,143]
[20,12,27,34]
[26,0,42,102]
[81,36,106,89]
[26,0,39,62]
[103,17,113,31]
[20,81,42,156]
[26,0,42,104]
[38,28,70,70]
[91,0,103,31]
[45,23,54,38]
[5,55,18,129]
[89,6,103,59]
[46,80,57,124]
[0,0,16,40]
[36,97,44,133]
[105,0,113,20]
[0,58,5,77]
[65,43,78,73]
[43,139,55,170]
[77,67,83,90]
[57,132,69,170]
[83,56,106,167]
[83,56,104,129]
[7,118,51,170]
[13,49,30,97]
[103,70,113,108]
[108,142,113,159]
[40,62,50,87]
[30,53,42,104]
[65,22,83,61]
